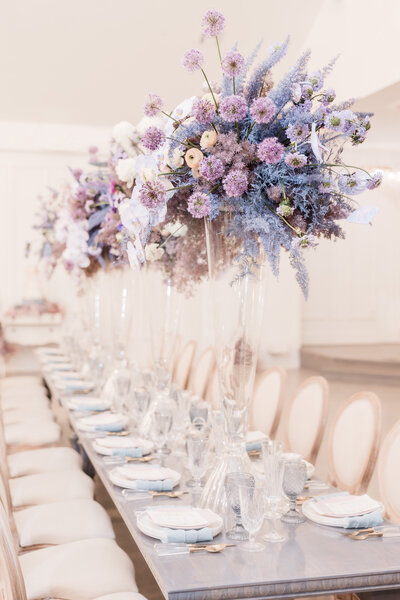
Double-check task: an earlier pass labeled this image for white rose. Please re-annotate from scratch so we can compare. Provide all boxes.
[112,121,137,155]
[145,243,165,262]
[141,168,157,183]
[161,220,187,238]
[115,157,137,188]
[171,147,184,168]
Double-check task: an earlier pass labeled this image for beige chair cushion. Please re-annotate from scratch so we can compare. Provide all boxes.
[15,499,115,547]
[20,538,138,600]
[10,469,94,507]
[3,408,54,425]
[1,376,43,389]
[1,396,49,412]
[5,421,60,446]
[8,446,82,478]
[332,397,376,490]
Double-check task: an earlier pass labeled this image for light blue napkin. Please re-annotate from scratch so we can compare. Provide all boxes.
[95,423,124,432]
[75,404,107,411]
[344,509,384,529]
[112,447,143,458]
[66,385,91,392]
[135,479,174,491]
[246,441,262,452]
[161,527,213,544]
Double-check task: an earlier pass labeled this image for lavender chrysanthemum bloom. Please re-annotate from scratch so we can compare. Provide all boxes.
[201,10,225,36]
[199,156,224,182]
[366,171,383,190]
[187,191,210,218]
[318,179,335,193]
[286,123,309,142]
[257,137,285,164]
[142,127,165,151]
[285,152,307,168]
[322,88,336,105]
[192,98,216,124]
[223,169,248,197]
[250,97,276,124]
[221,51,245,79]
[309,71,324,91]
[324,111,344,132]
[182,48,204,72]
[338,173,366,195]
[139,179,167,209]
[219,95,248,122]
[340,110,357,135]
[144,93,163,117]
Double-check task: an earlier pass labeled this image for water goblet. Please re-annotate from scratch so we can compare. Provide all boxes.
[263,452,286,543]
[189,397,209,426]
[153,402,173,455]
[238,480,266,552]
[281,459,307,524]
[186,432,210,491]
[133,386,151,430]
[224,472,254,541]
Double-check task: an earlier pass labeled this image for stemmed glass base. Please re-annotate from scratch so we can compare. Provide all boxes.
[226,524,249,541]
[263,530,286,543]
[240,539,265,552]
[281,502,305,524]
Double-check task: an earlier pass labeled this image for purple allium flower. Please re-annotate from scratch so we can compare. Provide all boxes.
[223,169,248,197]
[219,95,248,122]
[286,122,309,142]
[324,111,344,132]
[88,146,98,154]
[221,51,245,79]
[257,137,285,164]
[139,180,167,209]
[192,98,216,124]
[366,171,383,190]
[338,173,366,195]
[71,168,83,181]
[309,71,324,91]
[182,48,204,72]
[277,203,294,217]
[198,156,224,182]
[285,152,307,168]
[144,93,163,117]
[322,88,336,105]
[187,192,210,218]
[250,96,276,124]
[201,10,225,36]
[142,126,165,151]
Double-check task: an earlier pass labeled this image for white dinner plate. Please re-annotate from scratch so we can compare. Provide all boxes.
[136,508,223,541]
[76,412,127,432]
[302,497,384,528]
[93,436,154,456]
[110,464,181,490]
[66,396,110,412]
[147,506,222,530]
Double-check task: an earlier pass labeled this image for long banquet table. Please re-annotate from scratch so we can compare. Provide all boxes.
[45,373,400,600]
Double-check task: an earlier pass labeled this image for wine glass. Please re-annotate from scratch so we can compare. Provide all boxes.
[153,401,173,455]
[281,459,307,524]
[186,431,210,489]
[263,452,286,542]
[224,472,254,540]
[238,479,266,552]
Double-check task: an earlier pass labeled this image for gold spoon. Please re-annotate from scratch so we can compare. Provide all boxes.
[125,455,154,462]
[149,490,188,497]
[348,531,383,541]
[105,431,130,436]
[189,543,236,553]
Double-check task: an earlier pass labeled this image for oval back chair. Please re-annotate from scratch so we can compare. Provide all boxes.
[250,367,286,439]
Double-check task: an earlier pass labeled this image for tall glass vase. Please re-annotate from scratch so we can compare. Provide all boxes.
[200,212,266,514]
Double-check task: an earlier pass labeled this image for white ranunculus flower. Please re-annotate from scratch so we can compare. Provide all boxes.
[115,157,137,188]
[171,147,184,168]
[136,115,165,136]
[161,220,188,238]
[112,121,137,156]
[145,243,165,262]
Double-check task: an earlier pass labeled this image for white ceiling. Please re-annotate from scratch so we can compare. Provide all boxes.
[0,0,398,153]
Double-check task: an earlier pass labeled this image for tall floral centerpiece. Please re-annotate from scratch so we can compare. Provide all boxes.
[135,10,382,511]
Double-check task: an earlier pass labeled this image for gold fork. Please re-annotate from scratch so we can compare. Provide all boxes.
[126,455,154,462]
[149,491,188,497]
[188,543,236,553]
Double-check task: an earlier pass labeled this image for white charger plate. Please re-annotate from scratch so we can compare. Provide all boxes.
[302,497,384,528]
[137,508,222,541]
[110,464,181,490]
[93,436,154,456]
[67,396,110,412]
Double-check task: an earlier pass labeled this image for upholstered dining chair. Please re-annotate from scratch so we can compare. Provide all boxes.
[188,346,216,398]
[0,500,146,600]
[328,391,381,494]
[207,367,220,409]
[283,376,329,464]
[250,367,286,439]
[378,419,400,523]
[173,340,197,389]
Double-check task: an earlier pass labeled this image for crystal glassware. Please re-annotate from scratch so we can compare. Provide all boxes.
[224,472,254,540]
[262,442,286,543]
[132,386,151,431]
[186,431,210,489]
[152,401,173,455]
[238,479,266,552]
[281,459,307,524]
